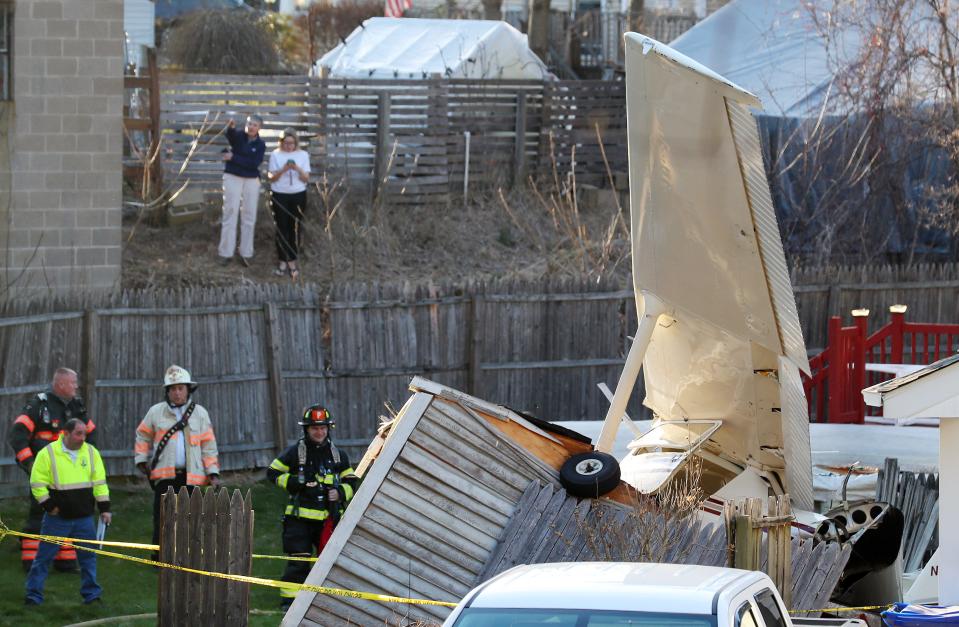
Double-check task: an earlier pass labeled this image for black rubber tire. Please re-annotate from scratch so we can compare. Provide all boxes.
[559,451,621,498]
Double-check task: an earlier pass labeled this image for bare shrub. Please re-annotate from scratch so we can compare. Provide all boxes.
[575,459,706,564]
[164,10,282,74]
[497,128,631,279]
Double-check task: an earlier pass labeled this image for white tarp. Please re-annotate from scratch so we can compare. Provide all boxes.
[316,18,550,80]
[670,0,858,117]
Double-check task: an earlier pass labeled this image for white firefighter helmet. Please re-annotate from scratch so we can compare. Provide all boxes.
[163,365,197,391]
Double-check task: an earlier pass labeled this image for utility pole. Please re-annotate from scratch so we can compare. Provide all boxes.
[528,0,550,63]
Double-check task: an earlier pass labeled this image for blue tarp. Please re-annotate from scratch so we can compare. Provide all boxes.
[883,604,959,626]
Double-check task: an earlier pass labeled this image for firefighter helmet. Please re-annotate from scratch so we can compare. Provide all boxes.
[163,365,197,392]
[299,404,334,427]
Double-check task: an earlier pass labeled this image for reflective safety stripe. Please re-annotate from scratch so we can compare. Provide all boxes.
[85,420,96,433]
[21,550,37,560]
[270,459,290,472]
[35,431,58,441]
[22,538,39,549]
[16,447,33,462]
[95,494,109,502]
[277,474,289,489]
[14,414,35,432]
[57,481,94,489]
[54,548,77,560]
[202,456,217,468]
[284,504,329,521]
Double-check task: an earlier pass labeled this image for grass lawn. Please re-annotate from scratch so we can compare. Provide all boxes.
[0,471,299,627]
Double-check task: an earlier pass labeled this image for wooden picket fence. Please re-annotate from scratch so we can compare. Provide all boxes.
[158,74,627,207]
[158,487,253,627]
[725,496,795,607]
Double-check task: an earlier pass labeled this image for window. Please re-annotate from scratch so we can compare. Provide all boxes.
[735,602,760,627]
[0,2,11,100]
[753,589,788,627]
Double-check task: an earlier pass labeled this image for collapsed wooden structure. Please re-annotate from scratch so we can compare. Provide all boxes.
[281,379,851,626]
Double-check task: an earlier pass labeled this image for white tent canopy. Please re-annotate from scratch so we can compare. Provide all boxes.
[669,0,858,117]
[315,18,550,80]
[671,0,948,117]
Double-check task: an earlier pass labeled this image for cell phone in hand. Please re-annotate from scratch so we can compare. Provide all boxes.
[287,159,295,165]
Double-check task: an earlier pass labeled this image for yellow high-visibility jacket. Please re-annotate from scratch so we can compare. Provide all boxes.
[30,435,110,519]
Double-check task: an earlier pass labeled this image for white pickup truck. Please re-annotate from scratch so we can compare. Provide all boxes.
[441,562,866,627]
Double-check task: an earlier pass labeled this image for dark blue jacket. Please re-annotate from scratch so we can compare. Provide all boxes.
[224,126,266,178]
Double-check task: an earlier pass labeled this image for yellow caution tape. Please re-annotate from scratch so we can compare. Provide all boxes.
[1,527,456,608]
[9,532,317,561]
[790,604,891,614]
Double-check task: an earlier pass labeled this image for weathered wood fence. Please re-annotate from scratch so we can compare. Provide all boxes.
[0,278,640,483]
[725,496,795,607]
[3,266,959,483]
[484,482,849,612]
[159,74,627,206]
[158,487,252,627]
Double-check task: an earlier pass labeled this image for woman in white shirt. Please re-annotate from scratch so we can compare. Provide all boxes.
[267,128,310,280]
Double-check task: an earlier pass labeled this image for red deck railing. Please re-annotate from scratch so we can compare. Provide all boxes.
[803,306,959,423]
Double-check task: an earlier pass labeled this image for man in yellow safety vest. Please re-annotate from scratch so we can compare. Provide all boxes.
[25,418,111,606]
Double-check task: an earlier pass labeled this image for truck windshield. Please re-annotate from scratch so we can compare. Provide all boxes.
[452,608,716,626]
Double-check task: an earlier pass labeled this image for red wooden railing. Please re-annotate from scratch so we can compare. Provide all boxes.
[803,306,959,423]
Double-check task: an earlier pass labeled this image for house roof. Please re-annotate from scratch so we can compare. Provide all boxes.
[862,352,959,419]
[316,18,550,80]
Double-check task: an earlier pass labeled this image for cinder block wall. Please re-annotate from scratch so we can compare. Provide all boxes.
[2,0,123,296]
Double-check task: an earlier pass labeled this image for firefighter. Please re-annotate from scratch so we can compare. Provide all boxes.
[267,405,358,609]
[8,367,96,572]
[134,365,221,548]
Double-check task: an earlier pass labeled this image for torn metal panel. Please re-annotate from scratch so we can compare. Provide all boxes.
[283,380,582,627]
[622,33,812,499]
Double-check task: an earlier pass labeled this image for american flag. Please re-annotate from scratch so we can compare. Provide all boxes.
[385,0,412,17]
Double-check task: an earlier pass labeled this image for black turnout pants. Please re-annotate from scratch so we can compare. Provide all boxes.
[280,516,333,597]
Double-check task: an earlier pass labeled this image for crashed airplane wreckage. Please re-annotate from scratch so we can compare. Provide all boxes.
[282,34,904,626]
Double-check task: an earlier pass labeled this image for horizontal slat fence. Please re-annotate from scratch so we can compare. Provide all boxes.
[159,75,624,206]
[4,264,959,484]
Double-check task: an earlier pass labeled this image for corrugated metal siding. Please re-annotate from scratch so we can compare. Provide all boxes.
[725,99,814,510]
[778,356,814,510]
[725,99,809,376]
[124,0,155,48]
[291,390,559,626]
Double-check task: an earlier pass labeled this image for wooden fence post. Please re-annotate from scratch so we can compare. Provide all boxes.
[513,93,528,188]
[263,303,287,453]
[890,304,907,363]
[725,495,793,604]
[826,315,843,423]
[147,48,163,191]
[467,294,483,395]
[372,92,391,204]
[852,308,869,424]
[81,309,98,417]
[158,487,253,627]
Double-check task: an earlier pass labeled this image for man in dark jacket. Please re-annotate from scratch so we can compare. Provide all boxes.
[219,113,266,266]
[266,405,358,609]
[8,367,96,572]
